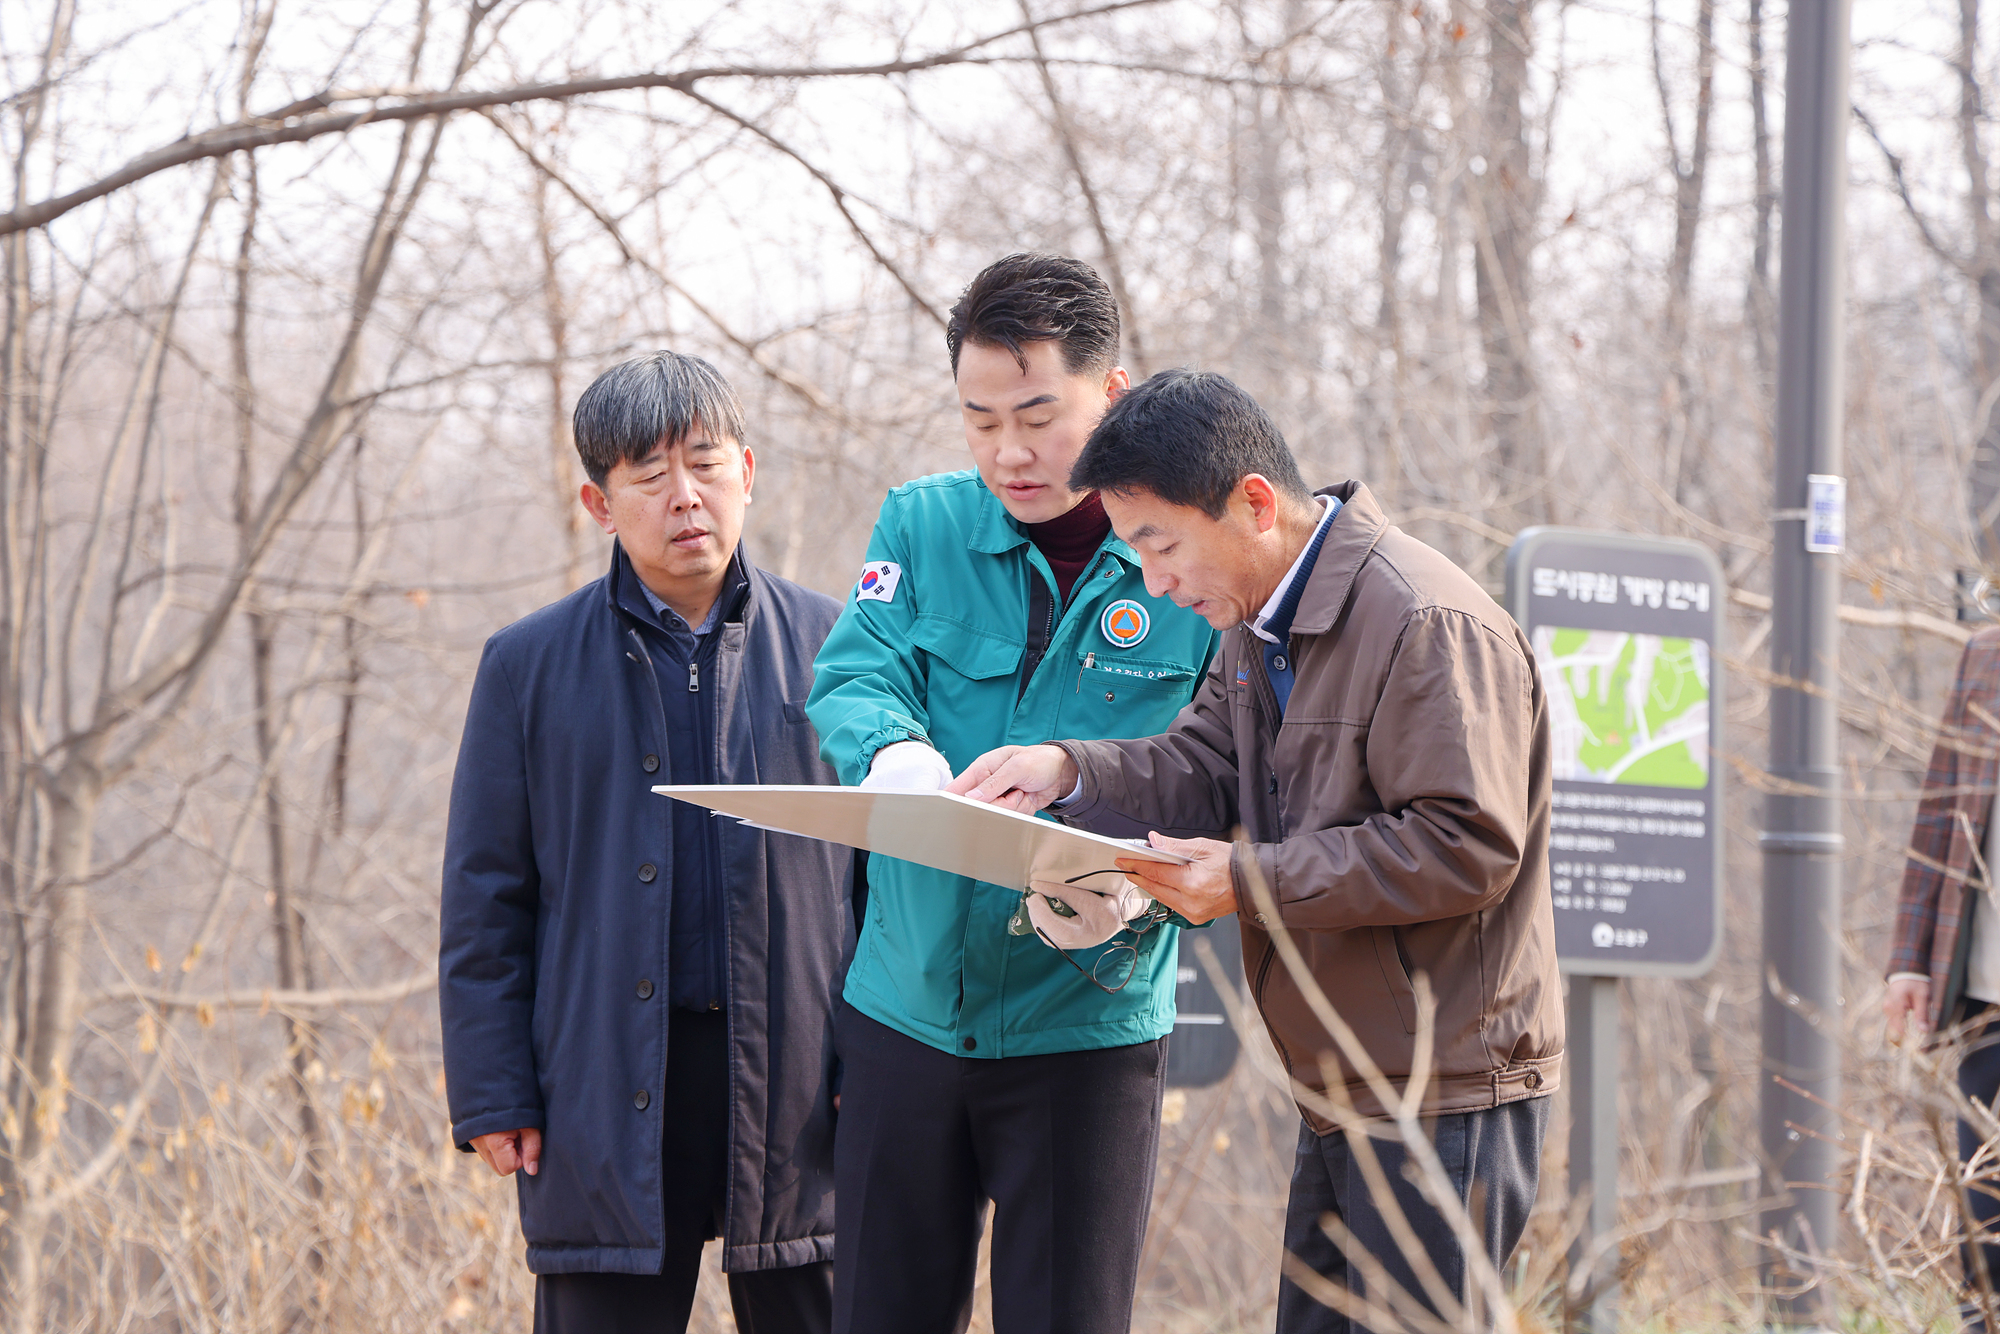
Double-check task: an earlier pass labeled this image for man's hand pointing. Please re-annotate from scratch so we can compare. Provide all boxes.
[945,744,1079,813]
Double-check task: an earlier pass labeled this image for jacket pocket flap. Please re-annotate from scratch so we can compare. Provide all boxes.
[1076,653,1195,689]
[912,613,1024,680]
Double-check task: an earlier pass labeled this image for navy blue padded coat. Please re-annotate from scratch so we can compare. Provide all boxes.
[440,542,853,1275]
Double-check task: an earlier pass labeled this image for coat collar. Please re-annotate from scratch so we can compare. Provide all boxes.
[604,539,756,629]
[965,480,1139,565]
[1287,480,1385,636]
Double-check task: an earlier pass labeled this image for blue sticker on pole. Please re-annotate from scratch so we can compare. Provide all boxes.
[1805,474,1845,554]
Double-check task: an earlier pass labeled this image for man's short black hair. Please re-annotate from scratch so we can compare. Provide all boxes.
[572,351,747,487]
[1070,369,1312,519]
[945,253,1119,378]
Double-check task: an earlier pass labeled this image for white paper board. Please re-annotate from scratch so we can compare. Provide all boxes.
[653,785,1188,894]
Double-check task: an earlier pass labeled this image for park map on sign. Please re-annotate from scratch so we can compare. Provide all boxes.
[1531,627,1710,789]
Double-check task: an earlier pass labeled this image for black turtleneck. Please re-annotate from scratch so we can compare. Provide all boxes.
[1023,490,1111,604]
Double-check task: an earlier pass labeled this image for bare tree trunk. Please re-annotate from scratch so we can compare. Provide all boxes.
[1367,0,1424,497]
[534,172,588,590]
[1957,0,2000,563]
[1654,0,1716,505]
[1472,0,1542,522]
[3,8,476,1318]
[1747,0,1777,381]
[228,148,326,1242]
[1433,0,1478,514]
[0,14,71,1276]
[6,162,223,1317]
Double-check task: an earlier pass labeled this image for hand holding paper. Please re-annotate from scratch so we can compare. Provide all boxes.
[1115,833,1240,926]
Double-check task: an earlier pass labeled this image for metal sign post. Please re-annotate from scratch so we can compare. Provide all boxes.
[1508,529,1726,1333]
[1762,0,1849,1324]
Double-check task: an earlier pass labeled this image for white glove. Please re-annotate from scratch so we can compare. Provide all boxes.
[1025,877,1152,951]
[860,740,954,791]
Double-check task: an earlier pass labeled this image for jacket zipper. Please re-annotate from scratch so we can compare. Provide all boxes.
[1050,553,1117,695]
[689,662,699,693]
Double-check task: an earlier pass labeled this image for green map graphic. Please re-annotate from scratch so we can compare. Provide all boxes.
[1532,627,1710,788]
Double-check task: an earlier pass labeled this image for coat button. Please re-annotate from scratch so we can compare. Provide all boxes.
[633,1090,650,1110]
[962,1037,977,1051]
[636,980,654,1000]
[1102,568,1115,578]
[1254,913,1268,926]
[1104,691,1115,702]
[638,863,657,883]
[1525,1068,1543,1090]
[642,754,660,773]
[1273,655,1288,671]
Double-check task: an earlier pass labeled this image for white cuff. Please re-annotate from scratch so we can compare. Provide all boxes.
[1886,972,1931,984]
[1049,776,1085,810]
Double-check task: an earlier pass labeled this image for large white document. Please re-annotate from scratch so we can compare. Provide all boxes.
[653,785,1188,893]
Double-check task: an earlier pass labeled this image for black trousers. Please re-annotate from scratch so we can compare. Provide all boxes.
[1960,1003,2000,1332]
[534,1009,833,1334]
[1276,1096,1549,1334]
[831,1002,1166,1334]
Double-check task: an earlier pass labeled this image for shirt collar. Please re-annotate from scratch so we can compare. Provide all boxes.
[1249,496,1337,644]
[615,542,745,636]
[640,579,726,635]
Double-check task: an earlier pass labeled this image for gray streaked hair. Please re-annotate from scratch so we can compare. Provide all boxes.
[571,351,748,486]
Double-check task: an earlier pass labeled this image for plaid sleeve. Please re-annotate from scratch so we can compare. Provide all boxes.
[1888,632,2000,977]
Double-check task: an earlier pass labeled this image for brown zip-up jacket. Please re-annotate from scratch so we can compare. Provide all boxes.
[1057,481,1564,1128]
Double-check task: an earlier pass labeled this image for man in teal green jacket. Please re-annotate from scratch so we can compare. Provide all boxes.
[807,254,1217,1334]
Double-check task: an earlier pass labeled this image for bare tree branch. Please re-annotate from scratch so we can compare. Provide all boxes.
[0,1,1169,238]
[482,112,875,433]
[1730,588,1973,644]
[667,88,945,327]
[1855,104,1970,274]
[87,970,436,1012]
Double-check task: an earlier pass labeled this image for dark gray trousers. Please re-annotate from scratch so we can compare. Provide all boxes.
[1276,1096,1550,1334]
[831,1001,1166,1334]
[1958,1002,2000,1332]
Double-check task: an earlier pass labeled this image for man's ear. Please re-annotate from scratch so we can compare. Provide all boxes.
[1103,366,1132,403]
[1241,474,1282,534]
[580,479,616,534]
[740,443,755,504]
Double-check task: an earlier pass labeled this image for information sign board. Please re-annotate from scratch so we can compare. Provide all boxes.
[1506,528,1725,978]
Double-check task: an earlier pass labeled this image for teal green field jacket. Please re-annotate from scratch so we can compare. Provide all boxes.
[807,470,1219,1058]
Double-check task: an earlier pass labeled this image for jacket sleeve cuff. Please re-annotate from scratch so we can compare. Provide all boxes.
[1048,741,1111,824]
[1886,972,1931,984]
[855,725,928,781]
[452,1107,546,1153]
[1230,840,1280,929]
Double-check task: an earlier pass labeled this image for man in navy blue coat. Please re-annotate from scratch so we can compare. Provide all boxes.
[440,352,855,1333]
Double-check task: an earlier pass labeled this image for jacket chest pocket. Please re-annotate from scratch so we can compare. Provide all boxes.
[1056,654,1195,735]
[912,613,1024,681]
[911,614,1024,749]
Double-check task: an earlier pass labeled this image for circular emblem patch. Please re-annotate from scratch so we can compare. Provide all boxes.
[859,570,880,592]
[1099,599,1150,648]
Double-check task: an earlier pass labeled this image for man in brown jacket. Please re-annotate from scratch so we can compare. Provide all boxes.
[950,369,1563,1332]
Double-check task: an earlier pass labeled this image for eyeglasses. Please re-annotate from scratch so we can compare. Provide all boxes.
[1031,869,1173,996]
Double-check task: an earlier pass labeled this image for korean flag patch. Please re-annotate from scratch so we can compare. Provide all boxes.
[856,561,903,604]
